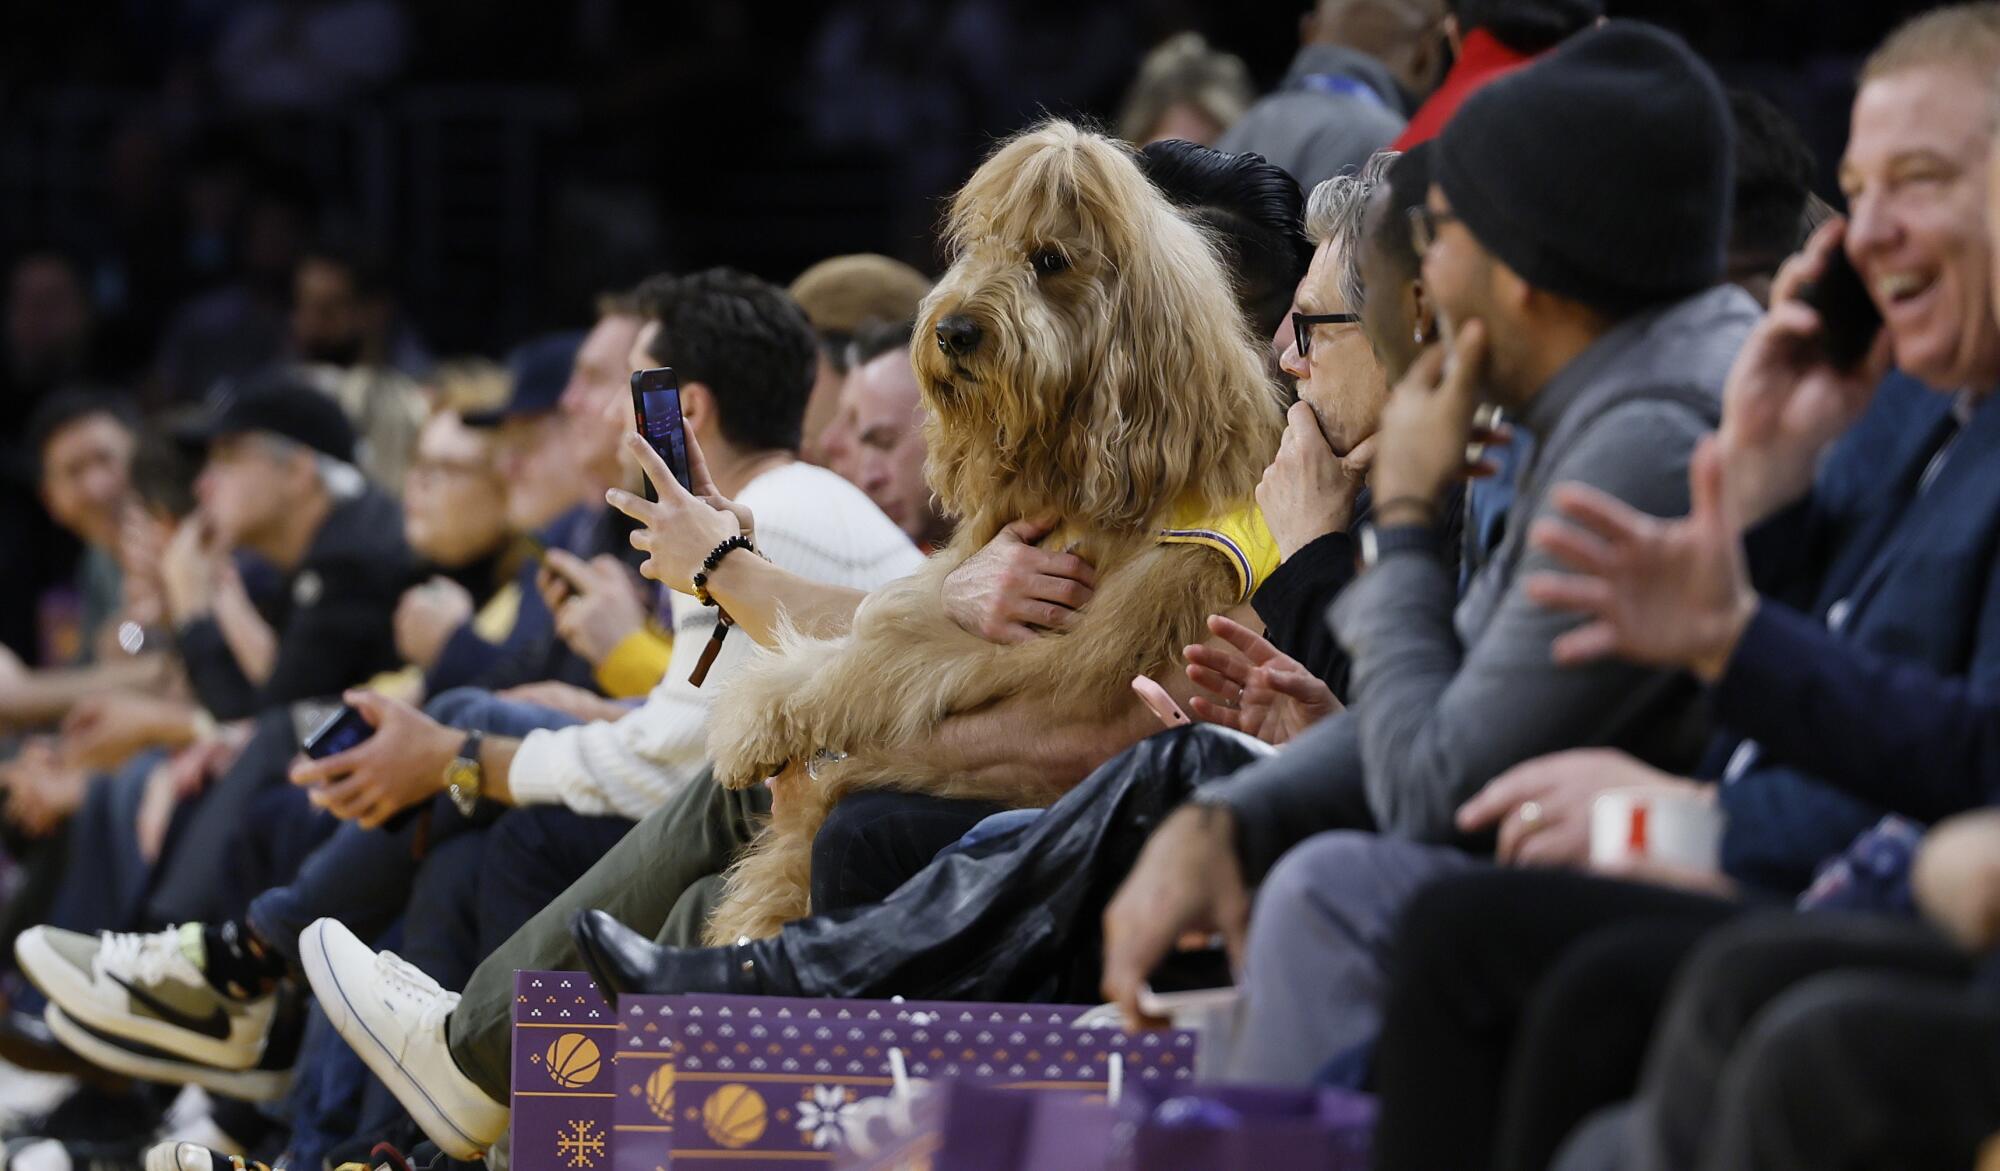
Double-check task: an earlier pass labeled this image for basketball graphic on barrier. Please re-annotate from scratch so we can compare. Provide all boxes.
[644,1064,675,1120]
[545,1034,602,1089]
[702,1084,768,1148]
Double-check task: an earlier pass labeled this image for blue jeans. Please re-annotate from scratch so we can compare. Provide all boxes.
[244,687,579,968]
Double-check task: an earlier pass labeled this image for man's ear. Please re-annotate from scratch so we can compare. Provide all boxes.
[1443,13,1464,57]
[679,380,716,442]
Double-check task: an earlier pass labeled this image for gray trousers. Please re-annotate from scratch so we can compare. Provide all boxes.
[1226,831,1481,1083]
[445,773,769,1100]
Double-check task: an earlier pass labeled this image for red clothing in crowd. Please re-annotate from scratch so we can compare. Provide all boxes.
[1391,27,1539,150]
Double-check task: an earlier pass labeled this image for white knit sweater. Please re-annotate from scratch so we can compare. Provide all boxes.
[505,461,925,818]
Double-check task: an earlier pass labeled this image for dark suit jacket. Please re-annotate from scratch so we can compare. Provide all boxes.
[1714,602,2000,822]
[1718,374,2000,891]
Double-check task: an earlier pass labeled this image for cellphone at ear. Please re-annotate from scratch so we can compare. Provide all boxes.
[1132,675,1190,729]
[1798,239,1884,371]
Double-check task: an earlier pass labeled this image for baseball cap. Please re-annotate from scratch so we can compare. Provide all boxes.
[174,368,359,463]
[466,331,585,428]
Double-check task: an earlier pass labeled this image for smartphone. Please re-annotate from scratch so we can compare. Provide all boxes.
[1137,947,1238,1017]
[301,704,374,763]
[1799,241,1883,372]
[630,367,693,501]
[1132,675,1191,729]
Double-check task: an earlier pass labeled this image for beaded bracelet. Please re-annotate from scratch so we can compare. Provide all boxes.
[691,535,756,607]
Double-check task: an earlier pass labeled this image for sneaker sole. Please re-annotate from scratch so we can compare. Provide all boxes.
[42,1007,290,1103]
[298,920,488,1160]
[15,930,264,1072]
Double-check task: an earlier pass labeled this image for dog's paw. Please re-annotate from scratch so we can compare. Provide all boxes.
[709,715,806,791]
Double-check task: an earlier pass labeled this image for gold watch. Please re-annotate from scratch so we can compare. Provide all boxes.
[443,730,484,817]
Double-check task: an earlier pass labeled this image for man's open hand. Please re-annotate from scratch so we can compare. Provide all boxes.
[1183,614,1339,745]
[942,517,1100,644]
[1524,436,1758,681]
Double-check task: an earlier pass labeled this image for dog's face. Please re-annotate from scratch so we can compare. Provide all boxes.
[912,122,1278,537]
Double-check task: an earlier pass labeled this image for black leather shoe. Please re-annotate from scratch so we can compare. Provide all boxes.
[570,910,797,999]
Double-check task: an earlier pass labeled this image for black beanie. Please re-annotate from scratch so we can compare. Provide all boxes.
[1434,20,1734,314]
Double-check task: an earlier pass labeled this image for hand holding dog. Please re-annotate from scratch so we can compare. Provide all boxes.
[607,430,755,594]
[1371,321,1488,520]
[942,517,1099,644]
[1258,403,1373,561]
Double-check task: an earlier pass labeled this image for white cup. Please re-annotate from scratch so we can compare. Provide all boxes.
[1589,788,1725,871]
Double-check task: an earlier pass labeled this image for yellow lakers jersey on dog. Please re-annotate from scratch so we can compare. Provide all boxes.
[1037,501,1279,607]
[1157,500,1281,604]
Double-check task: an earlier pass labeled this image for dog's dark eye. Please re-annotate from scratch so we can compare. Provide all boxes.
[1030,248,1070,277]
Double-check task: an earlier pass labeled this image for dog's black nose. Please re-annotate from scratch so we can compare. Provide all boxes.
[935,315,983,358]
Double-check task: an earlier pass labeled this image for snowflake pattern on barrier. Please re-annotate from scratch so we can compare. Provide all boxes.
[556,1120,606,1169]
[794,1084,862,1149]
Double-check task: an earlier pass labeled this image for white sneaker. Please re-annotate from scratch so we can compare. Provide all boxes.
[141,1143,268,1171]
[298,918,506,1159]
[16,927,274,1071]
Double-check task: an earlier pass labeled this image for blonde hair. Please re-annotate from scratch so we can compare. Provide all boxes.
[426,358,510,418]
[1116,33,1255,144]
[1862,2,2000,84]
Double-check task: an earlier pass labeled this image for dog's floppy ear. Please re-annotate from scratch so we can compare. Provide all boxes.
[1057,131,1280,529]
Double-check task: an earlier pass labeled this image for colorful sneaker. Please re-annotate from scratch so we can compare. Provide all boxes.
[298,920,505,1160]
[41,1003,297,1104]
[16,928,275,1072]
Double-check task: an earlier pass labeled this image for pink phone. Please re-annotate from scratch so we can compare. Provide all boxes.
[1132,675,1190,729]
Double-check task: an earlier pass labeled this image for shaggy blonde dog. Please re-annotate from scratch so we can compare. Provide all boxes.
[702,120,1282,944]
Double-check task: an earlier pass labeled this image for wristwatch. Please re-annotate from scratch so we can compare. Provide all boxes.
[1359,522,1442,570]
[443,730,484,817]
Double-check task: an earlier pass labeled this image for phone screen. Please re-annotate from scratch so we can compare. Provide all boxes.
[302,705,374,760]
[630,368,693,499]
[1145,948,1235,996]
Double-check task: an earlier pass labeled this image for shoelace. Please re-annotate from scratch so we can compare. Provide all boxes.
[96,929,199,987]
[370,951,458,1033]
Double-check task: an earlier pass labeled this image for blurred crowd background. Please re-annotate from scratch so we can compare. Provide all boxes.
[0,0,1942,674]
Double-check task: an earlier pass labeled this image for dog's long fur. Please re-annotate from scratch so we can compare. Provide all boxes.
[702,121,1283,944]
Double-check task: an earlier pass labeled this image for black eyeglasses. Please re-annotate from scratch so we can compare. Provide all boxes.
[1408,205,1461,256]
[1292,311,1361,359]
